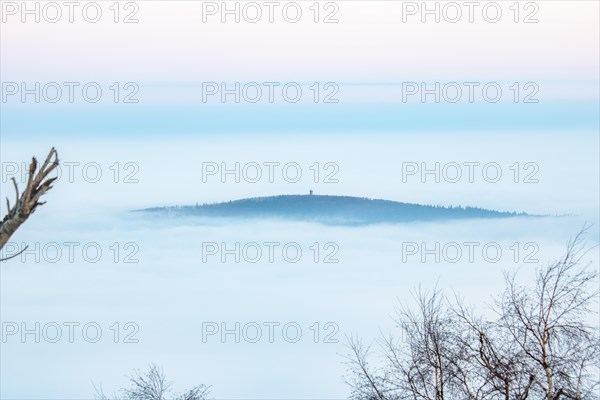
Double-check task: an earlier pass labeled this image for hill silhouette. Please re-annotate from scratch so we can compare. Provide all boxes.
[139,195,529,225]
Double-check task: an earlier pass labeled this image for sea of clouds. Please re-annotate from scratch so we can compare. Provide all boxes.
[1,132,598,398]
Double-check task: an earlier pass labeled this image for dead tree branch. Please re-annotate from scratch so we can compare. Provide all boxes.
[0,147,59,256]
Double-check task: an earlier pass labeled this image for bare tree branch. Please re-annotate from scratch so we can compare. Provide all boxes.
[0,148,59,254]
[94,364,211,400]
[344,228,599,400]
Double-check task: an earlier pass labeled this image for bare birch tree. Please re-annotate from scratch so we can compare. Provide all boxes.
[94,364,211,400]
[345,228,599,400]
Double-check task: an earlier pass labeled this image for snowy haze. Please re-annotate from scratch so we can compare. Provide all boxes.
[1,133,598,398]
[1,0,599,397]
[1,132,598,216]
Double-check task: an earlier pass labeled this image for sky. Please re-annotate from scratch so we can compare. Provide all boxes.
[1,1,599,136]
[2,1,599,81]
